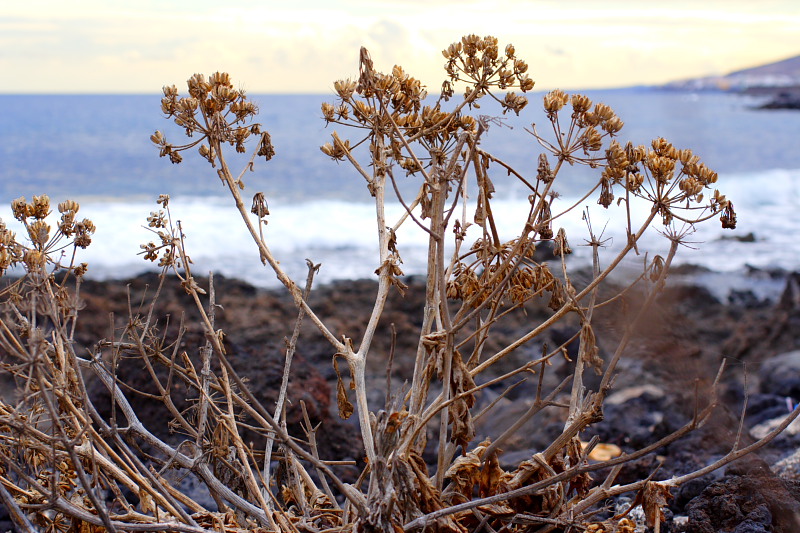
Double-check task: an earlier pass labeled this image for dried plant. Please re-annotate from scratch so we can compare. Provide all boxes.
[0,35,790,533]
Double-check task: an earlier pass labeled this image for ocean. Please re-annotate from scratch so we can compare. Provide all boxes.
[1,90,798,299]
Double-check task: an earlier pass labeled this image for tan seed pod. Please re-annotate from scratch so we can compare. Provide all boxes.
[58,200,79,214]
[571,94,592,114]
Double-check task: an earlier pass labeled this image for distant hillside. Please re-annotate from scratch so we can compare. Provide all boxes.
[665,54,800,91]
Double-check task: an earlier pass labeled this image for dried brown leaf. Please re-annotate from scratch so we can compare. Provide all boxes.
[479,448,509,497]
[333,356,354,420]
[580,322,604,375]
[449,350,477,448]
[443,441,485,503]
[449,399,475,451]
[408,452,444,512]
[476,502,515,518]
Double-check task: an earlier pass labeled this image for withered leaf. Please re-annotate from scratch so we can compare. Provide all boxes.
[408,452,445,513]
[479,448,509,497]
[476,503,515,517]
[443,442,483,502]
[443,439,507,503]
[474,196,486,225]
[579,322,604,375]
[333,356,354,420]
[449,350,477,448]
[449,400,475,451]
[336,376,354,420]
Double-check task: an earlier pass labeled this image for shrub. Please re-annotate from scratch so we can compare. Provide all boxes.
[0,35,792,533]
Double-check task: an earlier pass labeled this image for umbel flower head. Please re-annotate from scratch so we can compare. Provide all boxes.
[442,35,535,107]
[319,36,534,189]
[533,90,736,230]
[0,195,94,277]
[151,72,275,172]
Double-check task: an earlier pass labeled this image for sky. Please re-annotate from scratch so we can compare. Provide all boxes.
[2,0,799,94]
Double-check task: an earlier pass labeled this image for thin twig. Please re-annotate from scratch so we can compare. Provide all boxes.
[263,259,320,501]
[195,272,216,450]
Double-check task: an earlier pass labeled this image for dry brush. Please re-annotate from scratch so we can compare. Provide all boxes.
[0,35,793,533]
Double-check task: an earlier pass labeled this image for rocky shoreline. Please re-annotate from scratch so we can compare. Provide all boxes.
[743,86,800,110]
[3,268,800,530]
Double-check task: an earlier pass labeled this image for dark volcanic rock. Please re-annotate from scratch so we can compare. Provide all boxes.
[757,90,800,110]
[724,272,800,361]
[76,273,366,473]
[3,268,800,527]
[760,351,800,398]
[684,474,800,532]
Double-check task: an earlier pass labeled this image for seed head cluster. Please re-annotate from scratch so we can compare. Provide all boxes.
[443,35,534,115]
[151,72,275,168]
[321,61,476,170]
[138,195,192,269]
[0,195,92,276]
[535,90,735,228]
[447,238,567,310]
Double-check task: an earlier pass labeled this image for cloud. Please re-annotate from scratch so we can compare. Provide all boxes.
[2,1,799,92]
[544,46,567,57]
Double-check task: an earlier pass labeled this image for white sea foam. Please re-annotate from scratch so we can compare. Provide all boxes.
[1,168,797,294]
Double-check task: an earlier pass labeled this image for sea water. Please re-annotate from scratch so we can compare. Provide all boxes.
[0,90,798,297]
